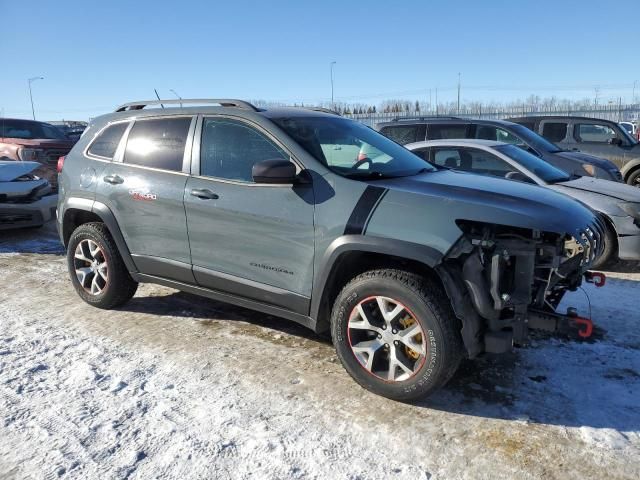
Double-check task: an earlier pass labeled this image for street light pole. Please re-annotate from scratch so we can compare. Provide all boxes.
[170,89,183,108]
[457,72,461,114]
[633,80,638,104]
[330,61,337,107]
[28,76,44,120]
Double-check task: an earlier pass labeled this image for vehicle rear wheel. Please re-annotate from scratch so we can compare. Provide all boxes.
[627,168,640,188]
[67,222,138,309]
[330,269,463,401]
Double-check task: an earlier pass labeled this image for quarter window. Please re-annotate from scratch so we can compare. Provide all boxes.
[124,117,191,171]
[200,118,289,182]
[380,125,426,145]
[87,122,128,159]
[428,124,468,140]
[541,122,568,143]
[575,124,617,143]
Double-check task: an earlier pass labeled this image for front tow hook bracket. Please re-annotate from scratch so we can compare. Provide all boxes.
[528,308,594,339]
[584,271,606,288]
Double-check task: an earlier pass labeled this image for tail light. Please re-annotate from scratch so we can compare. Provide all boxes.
[57,155,66,173]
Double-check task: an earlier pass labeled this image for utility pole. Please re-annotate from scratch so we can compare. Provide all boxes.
[633,80,638,104]
[330,61,337,107]
[457,72,461,114]
[594,86,600,108]
[28,76,44,120]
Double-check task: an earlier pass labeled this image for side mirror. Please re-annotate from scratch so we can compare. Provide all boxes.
[505,171,535,184]
[252,159,298,184]
[608,137,623,146]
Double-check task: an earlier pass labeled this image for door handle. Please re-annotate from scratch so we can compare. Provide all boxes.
[190,188,219,200]
[103,174,124,185]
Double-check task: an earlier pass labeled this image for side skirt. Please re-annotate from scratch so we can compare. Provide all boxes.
[130,272,318,331]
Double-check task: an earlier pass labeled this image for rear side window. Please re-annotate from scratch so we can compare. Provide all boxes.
[428,124,468,140]
[541,123,568,142]
[87,122,128,159]
[379,125,426,145]
[124,117,191,171]
[200,118,288,182]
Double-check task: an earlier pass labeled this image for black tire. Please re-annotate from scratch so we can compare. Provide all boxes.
[626,168,640,188]
[330,269,464,401]
[67,222,138,309]
[591,223,617,270]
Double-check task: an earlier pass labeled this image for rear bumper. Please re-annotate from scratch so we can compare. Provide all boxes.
[0,194,57,230]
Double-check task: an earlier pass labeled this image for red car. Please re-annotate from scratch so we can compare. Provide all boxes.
[0,118,76,189]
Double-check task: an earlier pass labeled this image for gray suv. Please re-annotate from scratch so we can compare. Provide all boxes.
[58,99,604,401]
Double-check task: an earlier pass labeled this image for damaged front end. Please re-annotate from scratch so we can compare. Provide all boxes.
[0,161,57,230]
[437,219,606,357]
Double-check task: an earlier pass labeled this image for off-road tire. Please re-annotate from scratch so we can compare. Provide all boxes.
[67,222,138,309]
[330,269,464,402]
[591,222,617,270]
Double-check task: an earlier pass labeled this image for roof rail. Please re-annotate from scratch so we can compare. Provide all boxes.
[292,106,341,116]
[114,99,260,112]
[390,115,462,122]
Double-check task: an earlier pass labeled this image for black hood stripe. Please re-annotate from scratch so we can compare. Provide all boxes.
[344,186,388,235]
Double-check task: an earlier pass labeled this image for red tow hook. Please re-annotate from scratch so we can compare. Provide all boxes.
[584,271,606,288]
[573,317,594,338]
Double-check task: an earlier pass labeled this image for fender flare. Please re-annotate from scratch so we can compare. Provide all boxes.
[61,198,138,273]
[309,234,443,321]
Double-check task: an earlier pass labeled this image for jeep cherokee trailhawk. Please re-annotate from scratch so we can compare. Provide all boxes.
[57,99,604,401]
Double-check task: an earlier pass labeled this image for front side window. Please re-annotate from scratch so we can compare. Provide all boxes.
[124,117,191,171]
[272,116,433,179]
[475,125,522,144]
[87,122,128,159]
[575,123,617,143]
[427,124,468,140]
[380,125,426,145]
[541,122,568,143]
[200,118,288,182]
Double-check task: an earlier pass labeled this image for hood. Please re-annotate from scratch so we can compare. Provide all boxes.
[555,151,618,171]
[0,161,41,182]
[554,176,640,202]
[373,169,598,238]
[0,138,75,149]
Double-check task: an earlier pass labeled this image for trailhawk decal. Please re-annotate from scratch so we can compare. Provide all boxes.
[344,186,388,235]
[129,190,157,201]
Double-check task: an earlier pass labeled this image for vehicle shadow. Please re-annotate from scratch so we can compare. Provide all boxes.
[122,290,640,433]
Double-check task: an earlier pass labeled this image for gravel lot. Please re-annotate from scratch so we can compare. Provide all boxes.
[1,223,639,479]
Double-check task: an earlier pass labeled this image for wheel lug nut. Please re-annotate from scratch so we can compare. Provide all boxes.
[382,325,386,330]
[392,329,398,334]
[377,334,382,339]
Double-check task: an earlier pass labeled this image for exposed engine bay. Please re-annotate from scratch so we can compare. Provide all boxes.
[438,220,605,356]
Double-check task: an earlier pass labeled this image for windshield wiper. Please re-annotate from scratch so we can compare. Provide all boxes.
[343,170,396,180]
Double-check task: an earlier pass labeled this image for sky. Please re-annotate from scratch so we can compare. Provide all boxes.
[1,0,639,120]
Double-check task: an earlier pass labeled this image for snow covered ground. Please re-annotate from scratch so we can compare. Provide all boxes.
[0,224,639,479]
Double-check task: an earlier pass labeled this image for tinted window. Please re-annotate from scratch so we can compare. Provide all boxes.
[87,122,128,159]
[475,125,521,144]
[272,116,433,179]
[380,125,426,145]
[428,124,468,140]
[124,117,191,171]
[0,119,66,140]
[517,121,536,131]
[575,123,617,143]
[541,122,568,142]
[412,148,430,161]
[200,118,288,182]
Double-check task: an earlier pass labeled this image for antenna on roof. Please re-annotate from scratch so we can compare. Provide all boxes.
[153,89,164,109]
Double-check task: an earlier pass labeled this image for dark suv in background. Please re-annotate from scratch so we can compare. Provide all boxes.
[376,117,622,182]
[508,116,640,187]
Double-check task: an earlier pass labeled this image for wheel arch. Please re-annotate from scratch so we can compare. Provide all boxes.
[61,199,138,273]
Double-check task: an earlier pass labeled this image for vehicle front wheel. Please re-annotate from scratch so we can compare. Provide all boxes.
[67,222,138,309]
[627,168,640,188]
[330,269,463,401]
[591,222,617,270]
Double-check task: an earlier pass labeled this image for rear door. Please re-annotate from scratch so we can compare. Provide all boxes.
[184,116,315,314]
[95,115,196,283]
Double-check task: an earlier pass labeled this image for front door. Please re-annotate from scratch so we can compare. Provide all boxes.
[95,115,196,283]
[184,116,315,314]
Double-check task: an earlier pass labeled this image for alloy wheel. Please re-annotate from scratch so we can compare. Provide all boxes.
[347,296,427,382]
[73,239,108,295]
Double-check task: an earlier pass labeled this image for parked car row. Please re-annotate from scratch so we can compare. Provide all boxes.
[55,98,608,401]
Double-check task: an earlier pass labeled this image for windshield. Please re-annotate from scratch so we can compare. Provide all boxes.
[508,123,564,153]
[618,124,638,145]
[495,144,571,183]
[0,119,67,140]
[271,115,434,179]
